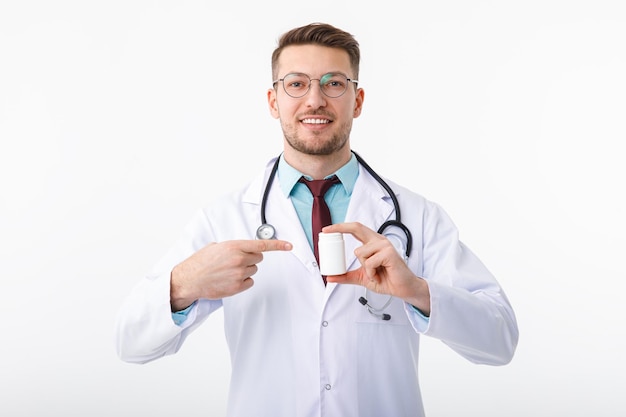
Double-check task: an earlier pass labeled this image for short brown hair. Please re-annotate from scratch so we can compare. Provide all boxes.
[271,22,360,81]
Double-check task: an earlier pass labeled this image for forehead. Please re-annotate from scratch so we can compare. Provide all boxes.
[277,44,352,76]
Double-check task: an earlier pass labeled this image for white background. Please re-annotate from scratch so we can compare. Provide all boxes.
[1,1,625,416]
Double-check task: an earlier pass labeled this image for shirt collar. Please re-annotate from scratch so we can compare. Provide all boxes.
[278,152,359,197]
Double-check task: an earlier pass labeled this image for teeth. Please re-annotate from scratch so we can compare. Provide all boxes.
[302,118,330,124]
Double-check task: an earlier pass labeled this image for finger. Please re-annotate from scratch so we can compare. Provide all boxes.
[325,269,362,285]
[239,239,293,253]
[239,277,254,292]
[362,260,382,283]
[322,222,379,244]
[353,238,388,261]
[242,264,259,277]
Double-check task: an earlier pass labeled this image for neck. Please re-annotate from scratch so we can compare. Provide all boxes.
[283,147,352,180]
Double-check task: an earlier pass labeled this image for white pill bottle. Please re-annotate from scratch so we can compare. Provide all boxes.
[318,232,347,275]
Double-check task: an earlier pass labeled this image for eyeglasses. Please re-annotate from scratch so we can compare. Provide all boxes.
[272,72,359,98]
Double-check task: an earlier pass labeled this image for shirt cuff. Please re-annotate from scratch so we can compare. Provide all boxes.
[405,303,430,333]
[411,304,430,320]
[171,302,196,326]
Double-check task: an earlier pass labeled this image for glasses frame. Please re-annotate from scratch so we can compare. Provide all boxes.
[272,72,359,98]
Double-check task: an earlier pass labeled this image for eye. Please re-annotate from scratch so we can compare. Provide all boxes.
[320,73,347,89]
[284,73,309,90]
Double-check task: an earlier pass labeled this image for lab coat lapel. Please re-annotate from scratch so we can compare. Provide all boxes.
[268,180,316,267]
[244,160,318,273]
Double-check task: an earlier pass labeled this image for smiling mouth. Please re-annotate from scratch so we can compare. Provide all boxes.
[301,118,331,124]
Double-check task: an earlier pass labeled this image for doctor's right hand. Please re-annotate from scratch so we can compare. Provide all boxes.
[169,239,292,311]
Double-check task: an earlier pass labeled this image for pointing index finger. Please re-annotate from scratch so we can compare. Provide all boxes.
[243,239,293,253]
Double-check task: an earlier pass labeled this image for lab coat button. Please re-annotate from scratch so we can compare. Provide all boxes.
[312,261,319,269]
[325,384,331,390]
[322,321,328,327]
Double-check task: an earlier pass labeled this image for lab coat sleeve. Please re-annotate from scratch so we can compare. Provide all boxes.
[409,201,519,365]
[115,209,223,364]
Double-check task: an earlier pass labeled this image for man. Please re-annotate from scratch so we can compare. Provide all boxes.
[116,22,518,417]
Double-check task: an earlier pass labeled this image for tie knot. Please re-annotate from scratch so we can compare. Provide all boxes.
[299,176,341,197]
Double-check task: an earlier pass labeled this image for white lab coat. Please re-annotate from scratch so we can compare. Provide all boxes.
[115,156,518,417]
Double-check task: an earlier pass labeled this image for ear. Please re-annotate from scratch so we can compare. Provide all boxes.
[353,88,364,118]
[267,88,280,119]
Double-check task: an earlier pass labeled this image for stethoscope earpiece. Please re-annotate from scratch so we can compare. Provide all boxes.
[359,295,392,321]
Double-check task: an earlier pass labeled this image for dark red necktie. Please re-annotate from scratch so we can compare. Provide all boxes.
[299,176,341,283]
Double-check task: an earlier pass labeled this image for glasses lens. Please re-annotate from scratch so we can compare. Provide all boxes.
[319,73,349,98]
[283,73,311,98]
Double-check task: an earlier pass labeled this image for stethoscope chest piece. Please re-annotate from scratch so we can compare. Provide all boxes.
[256,223,276,240]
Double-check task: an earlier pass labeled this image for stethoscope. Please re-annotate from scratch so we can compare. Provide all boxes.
[256,150,413,321]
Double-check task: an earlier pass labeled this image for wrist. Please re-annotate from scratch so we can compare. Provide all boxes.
[170,265,197,312]
[404,277,431,317]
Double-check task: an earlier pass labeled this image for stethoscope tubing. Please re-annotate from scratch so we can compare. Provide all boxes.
[259,150,412,258]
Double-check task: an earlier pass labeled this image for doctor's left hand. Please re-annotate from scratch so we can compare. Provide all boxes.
[322,222,430,316]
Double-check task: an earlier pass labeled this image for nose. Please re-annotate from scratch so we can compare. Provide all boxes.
[305,80,327,108]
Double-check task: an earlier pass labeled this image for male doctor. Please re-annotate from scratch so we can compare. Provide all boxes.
[115,22,519,417]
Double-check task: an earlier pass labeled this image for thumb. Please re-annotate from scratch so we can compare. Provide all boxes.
[325,268,362,285]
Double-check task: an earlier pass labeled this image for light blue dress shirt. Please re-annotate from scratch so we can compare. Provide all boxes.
[278,153,358,250]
